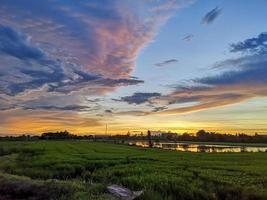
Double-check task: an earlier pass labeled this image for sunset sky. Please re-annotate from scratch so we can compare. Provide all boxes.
[0,0,267,135]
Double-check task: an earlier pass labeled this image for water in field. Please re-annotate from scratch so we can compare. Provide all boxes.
[129,142,267,153]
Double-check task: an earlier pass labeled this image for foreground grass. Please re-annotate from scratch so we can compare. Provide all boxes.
[0,141,266,200]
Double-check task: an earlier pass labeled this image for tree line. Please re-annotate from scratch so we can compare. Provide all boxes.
[1,129,267,143]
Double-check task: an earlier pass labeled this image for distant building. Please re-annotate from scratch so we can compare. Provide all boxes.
[151,131,163,137]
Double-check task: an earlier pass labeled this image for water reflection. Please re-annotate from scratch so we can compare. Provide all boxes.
[129,142,267,153]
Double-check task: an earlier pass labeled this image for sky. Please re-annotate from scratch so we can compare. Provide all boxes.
[0,0,267,135]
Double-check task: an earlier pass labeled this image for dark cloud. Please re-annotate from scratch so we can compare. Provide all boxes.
[152,106,168,112]
[23,104,91,111]
[115,110,149,116]
[105,109,113,113]
[0,63,66,96]
[47,70,101,93]
[155,59,178,67]
[47,70,144,94]
[100,78,144,87]
[230,32,267,53]
[0,104,16,111]
[182,34,193,42]
[0,24,44,61]
[202,6,222,25]
[6,66,65,96]
[197,61,267,86]
[116,92,161,105]
[194,33,267,87]
[87,98,102,103]
[0,24,68,96]
[73,70,101,81]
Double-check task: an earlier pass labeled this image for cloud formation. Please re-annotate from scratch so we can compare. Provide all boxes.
[202,6,222,25]
[0,0,190,134]
[0,0,179,99]
[182,34,194,42]
[23,104,91,111]
[0,24,67,96]
[151,106,168,112]
[156,32,267,115]
[230,32,267,53]
[47,71,144,94]
[155,59,178,67]
[0,0,181,79]
[0,25,44,61]
[115,92,162,105]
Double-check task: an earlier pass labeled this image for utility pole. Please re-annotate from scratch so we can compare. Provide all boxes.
[147,130,153,148]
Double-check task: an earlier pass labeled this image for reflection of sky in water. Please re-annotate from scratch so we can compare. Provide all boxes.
[129,142,267,153]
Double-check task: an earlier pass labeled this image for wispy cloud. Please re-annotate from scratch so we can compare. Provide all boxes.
[155,32,267,115]
[23,104,91,111]
[155,59,178,67]
[47,71,144,94]
[105,109,113,114]
[182,34,194,42]
[202,6,222,25]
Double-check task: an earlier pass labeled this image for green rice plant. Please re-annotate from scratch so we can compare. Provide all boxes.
[0,141,266,200]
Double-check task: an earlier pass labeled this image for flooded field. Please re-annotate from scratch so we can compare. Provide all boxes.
[129,141,267,152]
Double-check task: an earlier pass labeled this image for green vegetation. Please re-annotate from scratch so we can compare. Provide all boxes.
[0,141,267,200]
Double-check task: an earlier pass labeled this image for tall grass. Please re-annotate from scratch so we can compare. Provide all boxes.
[0,141,266,200]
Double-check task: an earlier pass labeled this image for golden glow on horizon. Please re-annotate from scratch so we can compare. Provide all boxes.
[1,98,267,136]
[1,115,267,136]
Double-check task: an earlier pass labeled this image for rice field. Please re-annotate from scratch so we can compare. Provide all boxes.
[0,141,266,200]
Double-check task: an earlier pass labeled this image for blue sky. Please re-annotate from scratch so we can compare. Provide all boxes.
[0,0,267,135]
[136,0,267,84]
